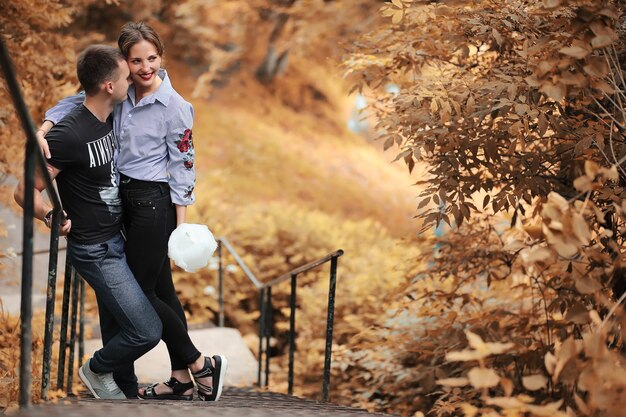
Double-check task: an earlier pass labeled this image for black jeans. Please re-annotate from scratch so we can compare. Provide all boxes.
[99,176,201,398]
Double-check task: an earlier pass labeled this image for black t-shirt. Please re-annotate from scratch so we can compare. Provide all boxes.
[46,104,122,244]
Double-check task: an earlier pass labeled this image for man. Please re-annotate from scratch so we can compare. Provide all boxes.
[14,45,162,399]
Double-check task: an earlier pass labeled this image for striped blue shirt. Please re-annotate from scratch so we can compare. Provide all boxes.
[45,69,195,205]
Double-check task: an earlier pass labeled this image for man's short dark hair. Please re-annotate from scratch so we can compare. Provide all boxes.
[77,45,125,96]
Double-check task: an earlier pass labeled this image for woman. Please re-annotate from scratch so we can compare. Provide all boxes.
[38,22,226,401]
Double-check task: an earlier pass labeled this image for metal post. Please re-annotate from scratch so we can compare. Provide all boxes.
[18,140,36,408]
[218,242,224,327]
[322,256,339,402]
[67,271,80,393]
[265,286,272,387]
[41,212,61,399]
[288,274,297,396]
[79,277,85,368]
[57,261,73,390]
[0,35,38,409]
[0,35,66,408]
[257,288,266,387]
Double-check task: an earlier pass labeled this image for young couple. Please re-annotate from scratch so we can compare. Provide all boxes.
[14,22,226,401]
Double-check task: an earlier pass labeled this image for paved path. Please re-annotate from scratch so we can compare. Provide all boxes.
[14,388,394,417]
[82,327,258,386]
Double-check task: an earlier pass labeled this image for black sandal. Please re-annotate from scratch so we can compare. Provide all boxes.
[192,355,228,401]
[138,377,194,401]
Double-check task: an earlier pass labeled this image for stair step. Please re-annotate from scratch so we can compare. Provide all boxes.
[13,387,397,416]
[81,327,258,387]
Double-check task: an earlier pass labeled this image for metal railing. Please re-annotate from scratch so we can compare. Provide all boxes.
[216,238,344,402]
[0,36,78,407]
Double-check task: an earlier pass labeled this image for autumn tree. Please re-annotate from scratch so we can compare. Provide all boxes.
[167,0,383,97]
[0,0,109,175]
[340,1,626,416]
[1,0,411,411]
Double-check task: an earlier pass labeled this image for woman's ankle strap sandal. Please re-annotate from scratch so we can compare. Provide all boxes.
[192,355,228,401]
[138,377,194,401]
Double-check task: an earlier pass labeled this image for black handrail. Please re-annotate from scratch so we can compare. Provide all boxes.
[50,254,84,397]
[0,36,78,408]
[216,237,344,401]
[8,236,76,397]
[261,250,342,288]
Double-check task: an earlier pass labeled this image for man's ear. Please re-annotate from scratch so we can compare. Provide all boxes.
[104,81,114,94]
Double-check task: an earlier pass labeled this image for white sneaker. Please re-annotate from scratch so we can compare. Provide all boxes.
[79,358,126,399]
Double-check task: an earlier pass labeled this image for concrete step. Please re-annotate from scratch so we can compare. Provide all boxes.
[81,327,258,387]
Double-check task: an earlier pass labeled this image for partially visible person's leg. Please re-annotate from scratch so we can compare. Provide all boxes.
[121,181,200,367]
[121,179,226,400]
[155,259,189,370]
[68,234,162,374]
[96,296,138,398]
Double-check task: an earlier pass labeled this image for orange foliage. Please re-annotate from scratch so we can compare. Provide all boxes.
[339,1,626,416]
[0,309,71,412]
[0,0,105,175]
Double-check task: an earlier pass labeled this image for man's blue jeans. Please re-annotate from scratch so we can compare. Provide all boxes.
[67,232,162,375]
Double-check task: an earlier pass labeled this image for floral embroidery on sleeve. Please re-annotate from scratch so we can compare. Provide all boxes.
[183,155,194,169]
[183,185,195,199]
[175,128,194,170]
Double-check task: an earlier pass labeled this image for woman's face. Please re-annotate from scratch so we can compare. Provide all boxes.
[127,39,162,91]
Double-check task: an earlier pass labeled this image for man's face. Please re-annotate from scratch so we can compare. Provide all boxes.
[111,60,131,103]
